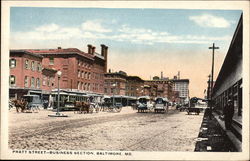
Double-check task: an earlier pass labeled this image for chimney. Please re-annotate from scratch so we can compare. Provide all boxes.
[101,44,105,56]
[104,45,108,73]
[101,44,108,73]
[92,46,96,54]
[87,44,92,54]
[161,71,163,79]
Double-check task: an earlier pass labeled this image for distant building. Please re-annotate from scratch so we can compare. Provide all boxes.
[144,78,173,100]
[172,78,189,103]
[126,76,144,97]
[104,71,127,96]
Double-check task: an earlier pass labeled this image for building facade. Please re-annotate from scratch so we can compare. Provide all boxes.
[104,71,127,96]
[172,78,189,103]
[9,44,108,100]
[9,50,57,99]
[125,76,145,97]
[144,78,173,100]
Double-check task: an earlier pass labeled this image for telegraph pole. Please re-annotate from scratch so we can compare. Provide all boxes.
[208,43,219,118]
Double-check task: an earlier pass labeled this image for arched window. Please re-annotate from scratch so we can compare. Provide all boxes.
[25,60,29,69]
[77,81,80,90]
[31,77,35,88]
[9,59,16,68]
[31,61,35,71]
[36,78,40,88]
[24,76,29,87]
[78,70,80,77]
[81,71,84,78]
[37,62,42,71]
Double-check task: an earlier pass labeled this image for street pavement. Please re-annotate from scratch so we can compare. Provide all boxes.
[9,106,204,151]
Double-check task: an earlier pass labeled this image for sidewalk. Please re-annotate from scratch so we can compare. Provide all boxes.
[194,109,238,152]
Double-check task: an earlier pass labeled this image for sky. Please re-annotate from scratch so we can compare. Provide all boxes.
[9,7,242,98]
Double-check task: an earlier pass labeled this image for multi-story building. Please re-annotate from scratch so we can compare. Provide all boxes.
[172,78,189,103]
[104,71,127,96]
[9,50,57,99]
[144,77,173,100]
[125,76,144,97]
[9,44,108,100]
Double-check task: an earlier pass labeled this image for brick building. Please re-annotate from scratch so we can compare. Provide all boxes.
[9,44,108,101]
[125,76,144,97]
[144,78,173,100]
[104,71,127,96]
[9,50,57,99]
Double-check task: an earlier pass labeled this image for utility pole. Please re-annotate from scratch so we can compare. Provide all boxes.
[208,43,219,118]
[207,75,211,101]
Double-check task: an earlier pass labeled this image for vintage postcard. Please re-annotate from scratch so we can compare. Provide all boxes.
[1,0,249,160]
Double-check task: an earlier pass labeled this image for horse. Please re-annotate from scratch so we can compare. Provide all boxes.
[11,99,28,113]
[74,101,91,114]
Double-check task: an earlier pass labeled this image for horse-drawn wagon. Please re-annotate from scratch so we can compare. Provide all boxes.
[154,97,168,113]
[137,96,154,113]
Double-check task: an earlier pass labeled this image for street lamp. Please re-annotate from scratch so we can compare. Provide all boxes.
[48,70,68,117]
[112,82,117,107]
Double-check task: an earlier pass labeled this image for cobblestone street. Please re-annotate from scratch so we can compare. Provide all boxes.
[9,107,204,151]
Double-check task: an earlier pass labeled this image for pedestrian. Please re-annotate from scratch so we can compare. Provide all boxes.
[223,99,234,130]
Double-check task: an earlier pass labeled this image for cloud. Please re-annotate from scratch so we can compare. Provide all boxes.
[189,14,231,28]
[10,21,232,49]
[35,23,59,32]
[81,20,112,33]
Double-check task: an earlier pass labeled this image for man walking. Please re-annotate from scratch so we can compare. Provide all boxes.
[223,99,234,130]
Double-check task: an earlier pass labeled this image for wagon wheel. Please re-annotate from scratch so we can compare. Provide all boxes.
[115,107,122,113]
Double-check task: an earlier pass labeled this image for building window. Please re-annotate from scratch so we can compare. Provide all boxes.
[51,77,54,86]
[81,71,84,78]
[78,60,81,66]
[9,75,16,86]
[49,57,54,65]
[24,76,29,87]
[88,73,91,79]
[36,78,40,88]
[37,63,42,71]
[84,83,87,90]
[25,60,29,69]
[85,72,88,79]
[9,59,16,68]
[31,61,35,71]
[78,70,81,77]
[88,83,90,91]
[81,82,84,90]
[43,76,47,86]
[77,81,80,90]
[47,77,50,86]
[104,88,107,93]
[31,77,35,88]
